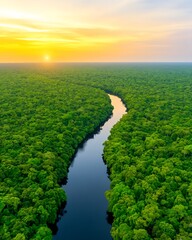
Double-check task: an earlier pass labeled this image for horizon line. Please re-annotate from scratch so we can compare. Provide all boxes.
[0,61,192,64]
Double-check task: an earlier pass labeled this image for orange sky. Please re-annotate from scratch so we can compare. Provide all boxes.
[0,0,192,62]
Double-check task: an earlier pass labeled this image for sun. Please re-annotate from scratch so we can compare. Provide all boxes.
[44,55,51,62]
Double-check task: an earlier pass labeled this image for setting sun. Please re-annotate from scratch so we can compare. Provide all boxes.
[0,0,191,62]
[44,55,51,62]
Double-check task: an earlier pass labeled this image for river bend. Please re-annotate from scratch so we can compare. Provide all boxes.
[53,94,126,240]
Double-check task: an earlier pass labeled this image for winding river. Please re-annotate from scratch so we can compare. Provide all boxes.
[52,94,126,240]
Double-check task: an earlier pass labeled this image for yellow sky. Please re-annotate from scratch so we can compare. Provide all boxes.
[0,0,192,62]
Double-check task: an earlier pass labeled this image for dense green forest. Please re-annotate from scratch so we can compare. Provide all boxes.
[101,64,192,240]
[0,67,112,240]
[46,63,192,239]
[1,63,192,239]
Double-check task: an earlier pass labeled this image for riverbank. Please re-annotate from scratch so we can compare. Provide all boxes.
[52,95,126,240]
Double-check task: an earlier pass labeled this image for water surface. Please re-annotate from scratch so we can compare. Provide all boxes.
[53,94,126,240]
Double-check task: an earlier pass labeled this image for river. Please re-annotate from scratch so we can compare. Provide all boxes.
[52,94,127,240]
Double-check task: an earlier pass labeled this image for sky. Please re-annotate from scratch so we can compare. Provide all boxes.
[0,0,192,62]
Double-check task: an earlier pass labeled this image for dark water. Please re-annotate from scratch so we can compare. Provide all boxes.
[52,95,126,240]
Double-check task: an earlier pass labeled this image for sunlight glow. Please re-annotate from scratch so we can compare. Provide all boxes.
[44,55,51,62]
[0,0,192,62]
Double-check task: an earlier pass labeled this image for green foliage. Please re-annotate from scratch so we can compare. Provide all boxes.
[47,63,192,239]
[31,226,52,240]
[59,63,191,239]
[99,64,192,239]
[13,233,26,240]
[1,63,192,239]
[0,66,112,239]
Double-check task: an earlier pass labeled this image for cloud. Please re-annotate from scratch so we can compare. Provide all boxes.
[0,0,192,62]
